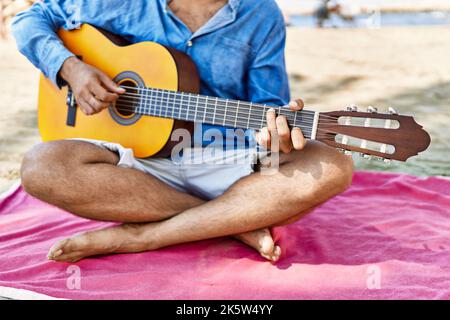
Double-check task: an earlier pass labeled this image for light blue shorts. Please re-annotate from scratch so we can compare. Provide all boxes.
[77,139,261,200]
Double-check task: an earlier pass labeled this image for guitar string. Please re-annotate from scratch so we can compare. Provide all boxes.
[112,103,316,136]
[118,85,343,122]
[115,94,379,129]
[118,85,391,130]
[114,93,330,127]
[113,97,321,128]
[114,93,372,135]
[113,94,347,136]
[111,102,345,138]
[113,101,317,135]
[117,88,343,123]
[113,100,378,143]
[92,86,381,139]
[116,91,323,123]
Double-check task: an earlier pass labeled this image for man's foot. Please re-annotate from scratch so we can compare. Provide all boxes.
[47,224,155,263]
[233,228,281,262]
[48,223,281,263]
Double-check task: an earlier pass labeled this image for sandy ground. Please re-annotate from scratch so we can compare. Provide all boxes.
[0,25,449,193]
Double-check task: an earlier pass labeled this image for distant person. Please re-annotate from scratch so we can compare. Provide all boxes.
[315,0,341,28]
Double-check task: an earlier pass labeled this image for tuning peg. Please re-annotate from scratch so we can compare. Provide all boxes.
[367,106,378,113]
[383,158,392,164]
[346,105,358,112]
[388,107,398,115]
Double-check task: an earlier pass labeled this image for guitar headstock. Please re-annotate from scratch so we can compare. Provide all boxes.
[316,106,431,162]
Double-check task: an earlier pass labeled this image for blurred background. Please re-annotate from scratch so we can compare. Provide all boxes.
[0,0,449,193]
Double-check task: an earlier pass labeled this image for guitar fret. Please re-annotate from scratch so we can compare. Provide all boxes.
[154,89,158,116]
[214,97,218,126]
[178,92,182,118]
[137,88,142,114]
[168,91,173,118]
[156,89,160,117]
[192,93,198,122]
[235,101,240,128]
[144,90,151,114]
[260,105,266,129]
[184,92,190,121]
[203,96,207,123]
[177,92,182,120]
[142,88,147,115]
[167,91,171,117]
[223,99,228,126]
[246,102,252,129]
[167,91,171,118]
[133,87,139,113]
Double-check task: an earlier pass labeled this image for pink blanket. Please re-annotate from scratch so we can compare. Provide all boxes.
[0,171,449,300]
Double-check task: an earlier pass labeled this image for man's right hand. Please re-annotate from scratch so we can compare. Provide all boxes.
[59,57,125,115]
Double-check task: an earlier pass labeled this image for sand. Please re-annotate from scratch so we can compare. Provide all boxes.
[1,25,449,192]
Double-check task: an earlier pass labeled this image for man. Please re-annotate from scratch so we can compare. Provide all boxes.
[12,0,353,263]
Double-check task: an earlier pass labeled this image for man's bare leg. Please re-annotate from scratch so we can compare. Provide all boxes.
[34,141,354,263]
[21,140,279,260]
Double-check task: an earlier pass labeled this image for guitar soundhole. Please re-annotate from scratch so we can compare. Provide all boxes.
[115,80,137,117]
[109,71,144,126]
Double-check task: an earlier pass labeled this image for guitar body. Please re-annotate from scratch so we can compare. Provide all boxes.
[38,24,198,158]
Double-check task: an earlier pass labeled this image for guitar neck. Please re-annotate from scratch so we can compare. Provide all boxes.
[118,87,320,140]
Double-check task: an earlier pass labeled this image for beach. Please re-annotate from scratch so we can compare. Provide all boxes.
[1,25,449,192]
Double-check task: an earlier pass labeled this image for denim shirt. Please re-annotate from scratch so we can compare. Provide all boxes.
[12,0,290,149]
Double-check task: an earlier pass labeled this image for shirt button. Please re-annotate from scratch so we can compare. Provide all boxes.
[187,40,193,47]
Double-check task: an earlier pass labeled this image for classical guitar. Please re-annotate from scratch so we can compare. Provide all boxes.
[38,24,430,160]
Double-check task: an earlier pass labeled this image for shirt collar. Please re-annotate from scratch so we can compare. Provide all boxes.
[162,0,241,13]
[162,0,241,39]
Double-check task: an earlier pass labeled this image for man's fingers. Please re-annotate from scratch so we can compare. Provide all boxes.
[77,98,95,116]
[266,108,277,131]
[256,127,271,150]
[91,83,119,103]
[98,73,126,94]
[276,115,293,153]
[87,95,109,113]
[288,99,305,111]
[291,127,307,150]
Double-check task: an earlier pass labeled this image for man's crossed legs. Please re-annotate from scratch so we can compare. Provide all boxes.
[20,139,353,262]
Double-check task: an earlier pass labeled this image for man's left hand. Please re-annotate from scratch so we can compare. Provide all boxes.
[255,99,307,153]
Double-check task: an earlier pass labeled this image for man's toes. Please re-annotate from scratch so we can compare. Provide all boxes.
[257,229,275,254]
[47,238,72,260]
[55,251,84,263]
[234,228,283,262]
[47,235,86,261]
[260,245,281,262]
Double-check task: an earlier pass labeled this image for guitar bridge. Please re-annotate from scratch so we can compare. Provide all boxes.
[66,87,77,127]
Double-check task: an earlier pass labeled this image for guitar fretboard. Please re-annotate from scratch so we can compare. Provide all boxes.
[115,87,319,139]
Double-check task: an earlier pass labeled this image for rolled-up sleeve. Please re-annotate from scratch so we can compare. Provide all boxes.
[11,1,76,87]
[246,22,290,107]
